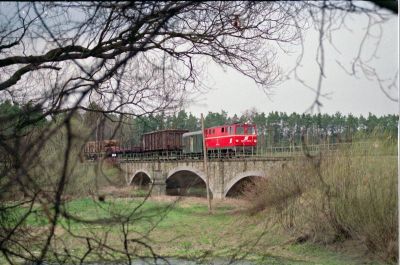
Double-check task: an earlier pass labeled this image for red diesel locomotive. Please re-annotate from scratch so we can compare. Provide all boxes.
[182,123,257,156]
[205,123,257,153]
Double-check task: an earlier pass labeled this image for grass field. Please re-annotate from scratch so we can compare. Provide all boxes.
[8,194,391,265]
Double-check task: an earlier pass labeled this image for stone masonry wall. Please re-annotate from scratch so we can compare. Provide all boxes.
[122,158,289,199]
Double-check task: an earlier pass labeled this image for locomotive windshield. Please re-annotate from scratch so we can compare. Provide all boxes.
[235,125,256,135]
[248,126,256,135]
[236,126,244,134]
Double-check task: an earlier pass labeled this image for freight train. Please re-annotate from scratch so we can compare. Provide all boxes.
[84,123,257,159]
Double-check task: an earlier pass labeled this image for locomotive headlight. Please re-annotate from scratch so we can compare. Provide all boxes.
[236,139,239,142]
[254,139,257,143]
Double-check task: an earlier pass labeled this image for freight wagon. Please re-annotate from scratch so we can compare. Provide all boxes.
[182,130,203,157]
[84,139,120,160]
[142,129,188,154]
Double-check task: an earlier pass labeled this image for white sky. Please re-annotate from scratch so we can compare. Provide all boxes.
[186,12,398,117]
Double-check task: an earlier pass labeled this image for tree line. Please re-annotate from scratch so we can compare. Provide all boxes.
[1,100,397,150]
[124,109,398,147]
[2,101,397,149]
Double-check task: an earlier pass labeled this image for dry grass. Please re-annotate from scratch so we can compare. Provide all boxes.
[244,136,398,263]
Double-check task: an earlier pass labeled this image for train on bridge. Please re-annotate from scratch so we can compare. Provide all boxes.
[84,123,257,160]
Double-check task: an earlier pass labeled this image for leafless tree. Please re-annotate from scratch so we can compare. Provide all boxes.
[0,2,304,264]
[0,1,396,264]
[293,1,397,112]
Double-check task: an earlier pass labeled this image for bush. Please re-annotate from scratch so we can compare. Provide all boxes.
[245,136,398,262]
[29,118,125,198]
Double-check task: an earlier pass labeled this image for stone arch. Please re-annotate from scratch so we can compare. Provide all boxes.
[166,166,213,196]
[129,170,153,186]
[224,170,265,197]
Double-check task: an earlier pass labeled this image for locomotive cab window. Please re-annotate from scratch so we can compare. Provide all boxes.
[236,126,244,134]
[221,127,224,133]
[248,126,256,135]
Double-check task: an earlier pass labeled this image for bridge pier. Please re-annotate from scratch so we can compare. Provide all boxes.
[210,161,225,199]
[212,190,224,199]
[150,170,166,196]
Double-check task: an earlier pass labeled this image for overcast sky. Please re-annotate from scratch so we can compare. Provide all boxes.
[186,11,398,117]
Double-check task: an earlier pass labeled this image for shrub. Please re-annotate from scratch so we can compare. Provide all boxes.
[29,118,125,198]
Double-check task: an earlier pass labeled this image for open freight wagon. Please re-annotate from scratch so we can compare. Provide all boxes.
[142,129,188,154]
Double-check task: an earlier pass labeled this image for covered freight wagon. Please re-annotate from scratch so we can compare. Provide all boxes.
[142,129,188,152]
[182,130,203,155]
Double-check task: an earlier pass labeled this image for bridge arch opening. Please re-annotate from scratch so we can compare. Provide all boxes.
[166,170,212,198]
[225,176,262,198]
[224,171,265,198]
[130,171,152,191]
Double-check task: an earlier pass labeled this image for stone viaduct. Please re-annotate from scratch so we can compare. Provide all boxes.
[121,157,290,199]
